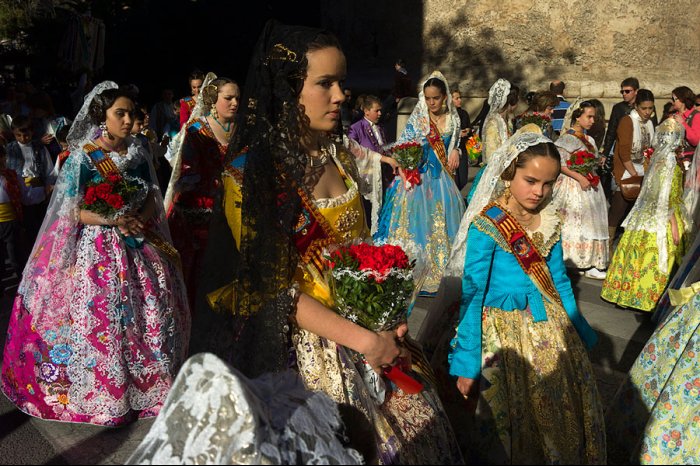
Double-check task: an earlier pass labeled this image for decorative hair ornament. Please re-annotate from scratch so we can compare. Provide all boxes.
[264,43,299,65]
[99,121,109,139]
[210,103,219,120]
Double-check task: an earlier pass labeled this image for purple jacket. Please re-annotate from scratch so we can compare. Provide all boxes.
[348,118,386,153]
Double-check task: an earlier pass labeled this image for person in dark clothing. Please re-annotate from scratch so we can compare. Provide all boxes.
[451,88,471,190]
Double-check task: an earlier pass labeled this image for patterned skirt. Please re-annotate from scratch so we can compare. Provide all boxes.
[1,224,191,426]
[459,305,606,464]
[554,175,609,270]
[606,292,700,464]
[292,329,464,465]
[601,214,686,312]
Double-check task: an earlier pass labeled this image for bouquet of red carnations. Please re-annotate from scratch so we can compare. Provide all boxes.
[81,172,140,219]
[567,150,600,188]
[390,141,423,189]
[326,242,427,395]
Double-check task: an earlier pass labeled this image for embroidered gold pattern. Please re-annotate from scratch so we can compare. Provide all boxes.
[334,208,360,241]
[424,202,449,293]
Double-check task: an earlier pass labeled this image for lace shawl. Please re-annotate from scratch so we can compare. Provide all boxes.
[127,353,364,465]
[622,118,686,273]
[481,78,511,164]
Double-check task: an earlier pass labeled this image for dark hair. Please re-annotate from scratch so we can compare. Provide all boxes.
[361,95,381,111]
[133,108,146,121]
[201,77,239,107]
[87,88,134,125]
[56,125,70,144]
[292,31,343,96]
[549,81,565,95]
[189,70,205,83]
[570,101,596,125]
[672,86,695,110]
[501,142,561,181]
[10,115,32,131]
[0,144,6,157]
[529,91,558,112]
[588,99,606,121]
[506,85,520,107]
[423,77,447,95]
[635,89,654,105]
[621,77,640,90]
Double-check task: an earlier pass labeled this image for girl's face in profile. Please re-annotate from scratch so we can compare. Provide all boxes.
[509,155,560,212]
[299,47,346,133]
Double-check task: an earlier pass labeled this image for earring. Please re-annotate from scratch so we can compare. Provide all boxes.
[504,181,512,203]
[99,122,109,139]
[441,102,448,113]
[210,104,219,119]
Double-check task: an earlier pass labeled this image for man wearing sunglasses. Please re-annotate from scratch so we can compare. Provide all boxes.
[601,77,658,198]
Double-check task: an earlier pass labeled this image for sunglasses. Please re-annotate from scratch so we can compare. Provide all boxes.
[671,96,679,102]
[620,89,634,95]
[695,102,700,107]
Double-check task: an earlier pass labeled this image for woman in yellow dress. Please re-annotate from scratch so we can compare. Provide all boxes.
[188,20,462,464]
[601,118,689,311]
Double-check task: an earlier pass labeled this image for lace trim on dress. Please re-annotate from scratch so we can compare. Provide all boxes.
[314,183,358,210]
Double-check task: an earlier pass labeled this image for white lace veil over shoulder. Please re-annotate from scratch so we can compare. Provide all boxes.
[446,124,553,277]
[481,78,512,157]
[561,97,583,133]
[127,353,364,465]
[396,70,460,159]
[163,71,218,212]
[622,117,687,273]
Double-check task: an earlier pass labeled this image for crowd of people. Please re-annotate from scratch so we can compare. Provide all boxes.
[0,18,698,465]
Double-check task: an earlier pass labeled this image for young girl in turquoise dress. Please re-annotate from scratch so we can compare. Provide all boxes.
[445,124,606,464]
[374,71,465,295]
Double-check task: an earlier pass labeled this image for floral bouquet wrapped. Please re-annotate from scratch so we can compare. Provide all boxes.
[81,172,142,219]
[326,242,428,396]
[466,133,482,164]
[567,150,600,188]
[390,141,423,189]
[519,111,552,131]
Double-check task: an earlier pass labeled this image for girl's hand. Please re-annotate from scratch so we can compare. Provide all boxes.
[448,149,460,172]
[670,214,680,245]
[363,330,402,373]
[578,177,592,191]
[380,155,400,175]
[456,376,477,398]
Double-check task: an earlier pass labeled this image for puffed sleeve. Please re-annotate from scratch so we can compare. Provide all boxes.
[549,239,598,349]
[448,225,495,379]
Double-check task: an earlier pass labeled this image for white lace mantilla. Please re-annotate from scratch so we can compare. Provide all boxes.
[127,353,364,465]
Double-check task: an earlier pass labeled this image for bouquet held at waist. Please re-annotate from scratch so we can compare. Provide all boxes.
[389,141,423,190]
[325,241,428,396]
[567,150,600,189]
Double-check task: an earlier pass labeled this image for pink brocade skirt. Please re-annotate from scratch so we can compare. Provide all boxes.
[1,224,191,426]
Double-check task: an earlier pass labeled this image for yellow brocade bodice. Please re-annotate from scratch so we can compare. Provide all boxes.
[295,179,369,307]
[212,161,368,312]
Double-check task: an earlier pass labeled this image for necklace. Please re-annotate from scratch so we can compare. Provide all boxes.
[500,200,538,229]
[212,116,232,133]
[309,144,331,168]
[97,136,127,155]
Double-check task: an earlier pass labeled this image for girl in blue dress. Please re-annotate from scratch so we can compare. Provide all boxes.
[374,71,465,295]
[444,124,606,464]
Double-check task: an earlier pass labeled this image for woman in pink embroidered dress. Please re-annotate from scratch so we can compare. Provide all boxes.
[1,82,190,426]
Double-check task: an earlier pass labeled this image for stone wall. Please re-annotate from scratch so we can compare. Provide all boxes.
[323,0,700,118]
[426,0,700,115]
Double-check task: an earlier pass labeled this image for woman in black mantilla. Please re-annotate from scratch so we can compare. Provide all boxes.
[131,20,463,465]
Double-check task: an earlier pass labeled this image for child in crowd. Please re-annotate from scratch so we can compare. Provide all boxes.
[6,116,57,244]
[0,144,26,287]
